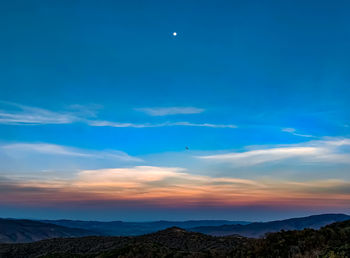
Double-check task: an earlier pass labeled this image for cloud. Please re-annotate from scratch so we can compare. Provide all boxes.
[0,101,235,129]
[87,120,153,128]
[1,166,350,209]
[198,147,322,165]
[197,138,350,166]
[167,122,237,128]
[0,101,80,125]
[2,143,90,157]
[89,120,237,128]
[0,166,263,205]
[135,107,204,116]
[282,128,313,138]
[75,166,260,189]
[0,166,272,205]
[1,143,142,162]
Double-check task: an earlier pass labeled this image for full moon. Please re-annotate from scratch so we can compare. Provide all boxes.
[172,32,177,36]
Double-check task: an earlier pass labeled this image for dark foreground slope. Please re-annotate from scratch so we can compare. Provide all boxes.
[0,219,96,243]
[191,213,350,237]
[0,228,246,258]
[1,220,350,258]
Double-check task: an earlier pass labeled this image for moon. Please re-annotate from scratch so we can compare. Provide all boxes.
[172,32,177,36]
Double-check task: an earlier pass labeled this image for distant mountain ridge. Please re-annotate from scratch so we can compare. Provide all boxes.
[40,219,251,236]
[190,213,350,238]
[0,219,97,243]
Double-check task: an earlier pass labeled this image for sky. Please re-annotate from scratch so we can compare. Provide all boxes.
[1,0,350,221]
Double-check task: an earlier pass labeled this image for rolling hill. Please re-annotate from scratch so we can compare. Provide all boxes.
[190,213,350,237]
[0,219,97,243]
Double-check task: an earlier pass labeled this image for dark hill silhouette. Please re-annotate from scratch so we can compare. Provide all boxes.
[0,227,246,257]
[190,213,350,237]
[1,220,350,257]
[0,219,97,243]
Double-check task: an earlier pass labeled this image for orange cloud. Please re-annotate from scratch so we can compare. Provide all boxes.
[1,166,350,210]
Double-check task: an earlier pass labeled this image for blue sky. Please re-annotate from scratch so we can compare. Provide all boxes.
[0,0,350,221]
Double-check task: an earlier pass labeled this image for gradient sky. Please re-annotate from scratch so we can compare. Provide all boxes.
[1,0,350,221]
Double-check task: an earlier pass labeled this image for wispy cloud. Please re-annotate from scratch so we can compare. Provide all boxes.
[87,120,154,128]
[197,138,350,166]
[0,102,77,125]
[199,147,321,165]
[135,107,204,116]
[167,122,237,128]
[282,128,313,138]
[0,101,236,129]
[2,143,91,157]
[1,143,142,162]
[89,120,237,128]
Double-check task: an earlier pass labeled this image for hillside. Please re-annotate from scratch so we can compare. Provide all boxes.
[0,219,96,243]
[0,220,349,257]
[190,213,350,237]
[0,227,246,258]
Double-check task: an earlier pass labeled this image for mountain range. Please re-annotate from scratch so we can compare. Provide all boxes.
[40,219,250,236]
[0,213,349,244]
[190,213,350,237]
[1,219,350,257]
